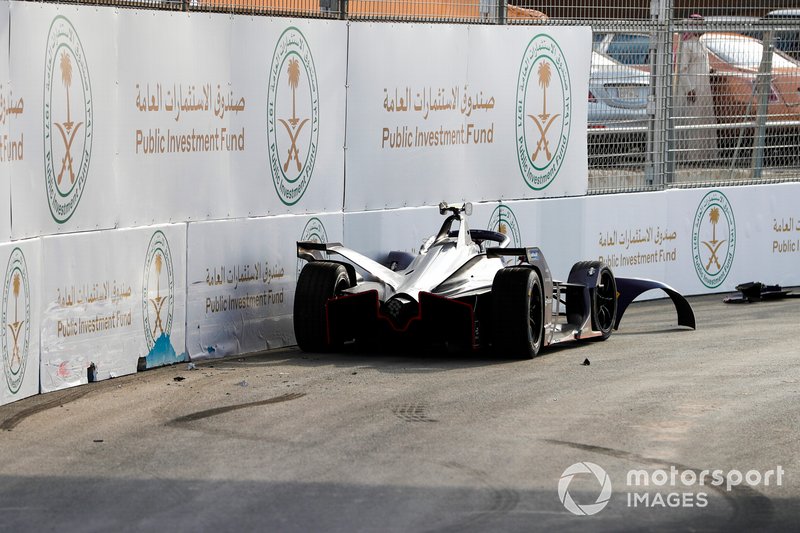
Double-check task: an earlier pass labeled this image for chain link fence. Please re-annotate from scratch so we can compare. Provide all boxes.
[32,0,800,192]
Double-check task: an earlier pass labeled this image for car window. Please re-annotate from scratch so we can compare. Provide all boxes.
[606,34,651,66]
[701,34,798,69]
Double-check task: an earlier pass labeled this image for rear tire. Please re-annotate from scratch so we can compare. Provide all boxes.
[491,267,544,359]
[294,262,351,352]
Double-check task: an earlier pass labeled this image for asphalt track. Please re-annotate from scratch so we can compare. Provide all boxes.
[0,292,798,532]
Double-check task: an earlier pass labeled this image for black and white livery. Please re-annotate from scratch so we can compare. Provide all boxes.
[294,203,695,357]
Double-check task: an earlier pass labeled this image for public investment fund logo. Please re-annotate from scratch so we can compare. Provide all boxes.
[2,249,31,395]
[297,217,328,277]
[487,205,522,265]
[516,34,571,191]
[692,190,736,288]
[44,16,93,223]
[267,27,320,206]
[142,231,175,351]
[558,462,613,516]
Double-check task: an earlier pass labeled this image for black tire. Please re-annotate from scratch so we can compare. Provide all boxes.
[592,264,617,340]
[293,262,351,352]
[491,267,544,359]
[569,261,617,341]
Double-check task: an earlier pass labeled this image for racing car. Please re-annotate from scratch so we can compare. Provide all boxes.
[294,202,695,358]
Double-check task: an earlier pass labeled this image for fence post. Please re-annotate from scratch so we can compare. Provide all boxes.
[752,30,774,179]
[646,0,674,188]
[340,0,348,20]
[498,0,507,25]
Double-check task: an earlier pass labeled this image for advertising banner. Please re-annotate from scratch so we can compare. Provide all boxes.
[117,14,347,226]
[187,213,343,359]
[345,23,591,211]
[0,2,11,242]
[40,224,187,392]
[10,2,118,239]
[584,191,673,285]
[0,239,40,407]
[668,184,800,295]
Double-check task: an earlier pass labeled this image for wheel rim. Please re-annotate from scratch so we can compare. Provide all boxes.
[528,280,543,347]
[595,270,616,332]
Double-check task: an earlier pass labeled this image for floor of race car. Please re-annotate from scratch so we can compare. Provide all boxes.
[0,292,798,532]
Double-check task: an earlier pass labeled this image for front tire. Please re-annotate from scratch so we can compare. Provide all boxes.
[491,267,544,359]
[568,261,617,340]
[591,264,617,340]
[294,262,351,352]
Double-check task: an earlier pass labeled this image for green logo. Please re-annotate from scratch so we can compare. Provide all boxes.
[43,16,93,223]
[267,27,320,206]
[142,231,174,350]
[2,248,30,395]
[515,34,571,190]
[487,204,522,249]
[692,190,736,288]
[297,217,328,277]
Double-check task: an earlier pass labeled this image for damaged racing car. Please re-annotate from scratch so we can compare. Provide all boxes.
[294,203,695,358]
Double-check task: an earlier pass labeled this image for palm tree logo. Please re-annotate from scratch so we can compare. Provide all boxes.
[7,273,23,370]
[54,50,84,187]
[702,207,726,272]
[278,57,310,173]
[527,60,560,163]
[149,253,166,338]
[537,61,552,121]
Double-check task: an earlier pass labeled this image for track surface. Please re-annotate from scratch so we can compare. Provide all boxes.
[1,293,798,532]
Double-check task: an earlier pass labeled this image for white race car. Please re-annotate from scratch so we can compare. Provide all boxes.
[294,202,695,357]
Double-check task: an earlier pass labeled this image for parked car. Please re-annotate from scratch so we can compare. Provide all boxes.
[763,10,800,60]
[700,32,800,122]
[593,32,652,69]
[588,51,650,159]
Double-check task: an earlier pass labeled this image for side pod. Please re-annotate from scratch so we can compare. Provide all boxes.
[615,278,696,330]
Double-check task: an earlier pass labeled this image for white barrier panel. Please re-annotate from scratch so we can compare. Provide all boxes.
[667,185,800,295]
[40,224,187,392]
[0,240,41,406]
[10,3,118,239]
[117,14,347,225]
[345,23,591,211]
[585,191,673,284]
[0,2,11,242]
[187,213,343,359]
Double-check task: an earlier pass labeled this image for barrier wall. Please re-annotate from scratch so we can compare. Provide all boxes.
[186,213,343,359]
[9,3,347,241]
[0,2,798,407]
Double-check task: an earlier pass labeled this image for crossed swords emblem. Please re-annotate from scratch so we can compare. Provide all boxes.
[150,295,166,338]
[54,121,84,186]
[527,112,560,163]
[7,320,23,370]
[702,239,726,272]
[278,117,309,172]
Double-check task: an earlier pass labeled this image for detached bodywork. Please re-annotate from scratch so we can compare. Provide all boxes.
[294,203,695,357]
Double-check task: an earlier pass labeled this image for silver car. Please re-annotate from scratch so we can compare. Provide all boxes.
[294,203,694,358]
[588,51,650,158]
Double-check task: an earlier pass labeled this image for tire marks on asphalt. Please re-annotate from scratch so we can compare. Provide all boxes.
[168,392,306,425]
[391,403,437,423]
[1,387,94,431]
[428,461,520,532]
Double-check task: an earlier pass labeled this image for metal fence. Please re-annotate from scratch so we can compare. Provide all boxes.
[36,0,800,193]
